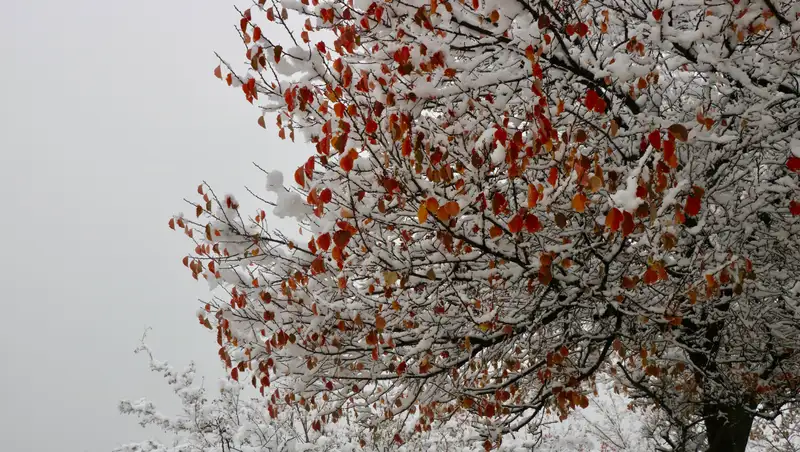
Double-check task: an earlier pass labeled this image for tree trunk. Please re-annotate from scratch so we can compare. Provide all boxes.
[703,404,755,452]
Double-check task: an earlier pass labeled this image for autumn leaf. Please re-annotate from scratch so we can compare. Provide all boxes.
[790,200,800,216]
[605,208,622,232]
[383,271,399,286]
[685,186,704,217]
[508,214,523,233]
[548,167,558,186]
[667,124,689,142]
[524,214,541,233]
[444,201,460,217]
[426,197,439,214]
[417,204,428,223]
[788,156,800,173]
[571,192,587,213]
[652,9,664,21]
[647,130,662,150]
[589,175,603,192]
[333,230,352,248]
[317,233,331,251]
[375,314,387,331]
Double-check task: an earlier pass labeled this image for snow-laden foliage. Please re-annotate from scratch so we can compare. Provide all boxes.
[171,0,800,449]
[118,345,663,451]
[115,347,800,451]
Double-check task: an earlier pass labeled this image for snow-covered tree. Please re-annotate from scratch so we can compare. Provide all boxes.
[169,0,800,450]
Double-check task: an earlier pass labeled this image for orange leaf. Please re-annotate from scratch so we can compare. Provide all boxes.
[508,214,523,233]
[426,197,439,213]
[214,65,222,79]
[571,193,587,213]
[375,314,386,331]
[489,225,503,238]
[444,201,460,217]
[417,204,428,223]
[316,233,331,251]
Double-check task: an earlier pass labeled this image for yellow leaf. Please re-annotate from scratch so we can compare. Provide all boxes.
[384,271,399,286]
[417,204,428,223]
[589,175,603,193]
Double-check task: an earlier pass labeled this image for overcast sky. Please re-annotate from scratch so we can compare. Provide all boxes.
[0,2,308,451]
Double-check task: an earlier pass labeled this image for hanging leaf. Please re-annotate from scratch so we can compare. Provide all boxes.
[571,193,587,213]
[667,124,689,142]
[417,204,428,224]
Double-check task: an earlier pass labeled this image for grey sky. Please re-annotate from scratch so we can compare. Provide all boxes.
[0,1,308,451]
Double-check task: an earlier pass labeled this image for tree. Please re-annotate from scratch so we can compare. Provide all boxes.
[171,0,800,450]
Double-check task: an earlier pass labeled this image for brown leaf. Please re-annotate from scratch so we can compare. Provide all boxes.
[667,124,689,142]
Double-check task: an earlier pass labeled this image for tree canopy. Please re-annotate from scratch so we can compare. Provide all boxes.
[171,0,800,450]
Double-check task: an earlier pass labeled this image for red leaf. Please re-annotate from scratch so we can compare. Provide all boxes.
[652,9,664,21]
[548,167,558,186]
[508,214,523,233]
[491,192,507,215]
[320,188,332,203]
[231,367,239,381]
[790,200,800,216]
[340,155,353,172]
[788,156,800,173]
[585,90,600,111]
[621,211,635,236]
[253,26,262,41]
[333,230,352,248]
[648,130,662,150]
[605,208,622,232]
[685,188,703,217]
[494,127,507,145]
[317,233,331,251]
[316,41,326,53]
[366,118,378,134]
[643,268,659,285]
[214,66,222,79]
[525,214,541,233]
[294,166,305,187]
